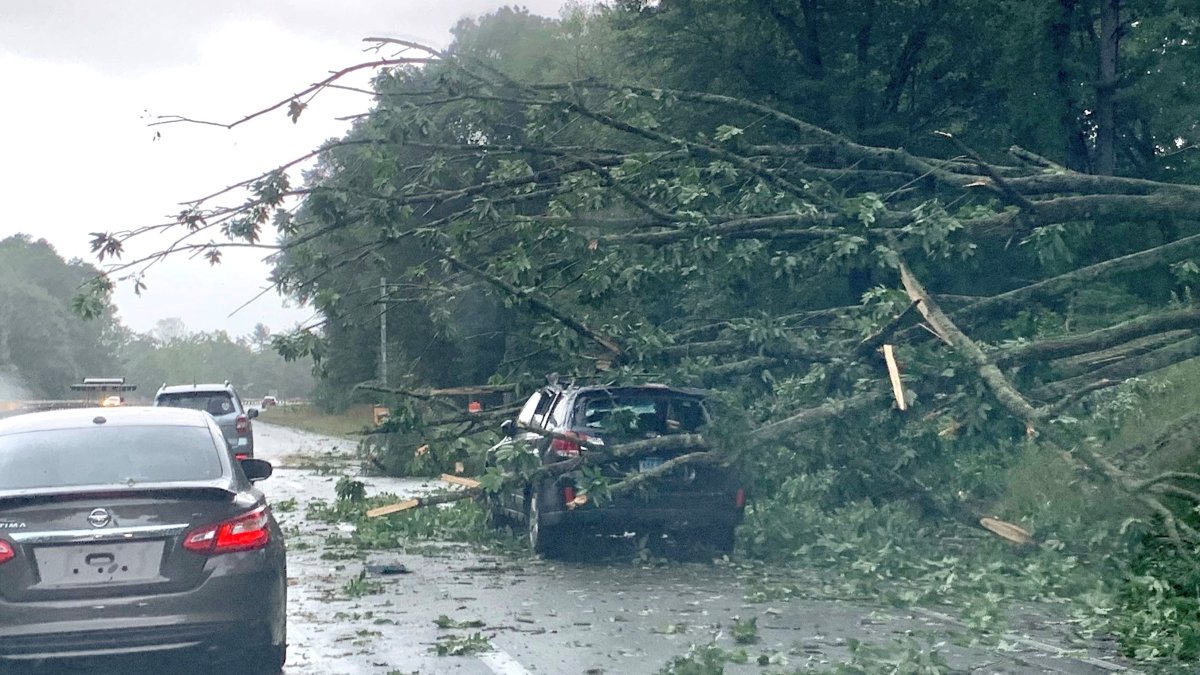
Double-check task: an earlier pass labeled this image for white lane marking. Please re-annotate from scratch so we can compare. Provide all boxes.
[479,649,533,675]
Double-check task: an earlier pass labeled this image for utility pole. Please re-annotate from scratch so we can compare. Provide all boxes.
[379,276,388,387]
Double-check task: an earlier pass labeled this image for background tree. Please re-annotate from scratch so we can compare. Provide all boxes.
[0,235,122,397]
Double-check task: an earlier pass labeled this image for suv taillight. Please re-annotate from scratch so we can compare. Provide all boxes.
[550,433,588,458]
[0,539,14,565]
[183,506,271,554]
[235,414,250,435]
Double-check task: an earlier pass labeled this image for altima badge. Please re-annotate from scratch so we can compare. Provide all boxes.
[87,508,112,528]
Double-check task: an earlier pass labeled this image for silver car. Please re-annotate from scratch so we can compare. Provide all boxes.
[154,382,258,458]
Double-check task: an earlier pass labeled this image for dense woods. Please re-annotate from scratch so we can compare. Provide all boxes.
[87,1,1200,665]
[0,235,313,401]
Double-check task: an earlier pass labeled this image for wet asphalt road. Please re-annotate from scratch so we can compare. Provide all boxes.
[16,423,1136,674]
[258,424,1135,675]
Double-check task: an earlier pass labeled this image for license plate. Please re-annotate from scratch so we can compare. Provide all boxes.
[34,541,165,587]
[638,457,665,473]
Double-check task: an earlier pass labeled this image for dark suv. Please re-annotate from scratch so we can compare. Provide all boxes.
[488,384,744,555]
[154,382,258,458]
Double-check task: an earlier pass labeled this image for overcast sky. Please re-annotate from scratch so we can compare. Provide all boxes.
[0,0,567,338]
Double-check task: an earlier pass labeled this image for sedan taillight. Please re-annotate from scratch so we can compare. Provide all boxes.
[235,415,250,435]
[0,539,13,565]
[183,506,271,555]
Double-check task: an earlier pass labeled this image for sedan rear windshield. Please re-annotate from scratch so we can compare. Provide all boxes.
[0,425,224,491]
[158,392,236,417]
[576,394,707,436]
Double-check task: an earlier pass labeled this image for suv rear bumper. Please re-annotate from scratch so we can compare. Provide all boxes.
[541,503,743,531]
[538,483,744,532]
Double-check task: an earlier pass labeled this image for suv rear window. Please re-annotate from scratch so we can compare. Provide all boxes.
[158,392,236,417]
[0,426,224,490]
[576,394,707,436]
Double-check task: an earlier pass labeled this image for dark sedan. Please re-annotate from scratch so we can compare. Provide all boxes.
[0,407,286,672]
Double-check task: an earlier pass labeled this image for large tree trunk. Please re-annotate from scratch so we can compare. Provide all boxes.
[1095,0,1120,176]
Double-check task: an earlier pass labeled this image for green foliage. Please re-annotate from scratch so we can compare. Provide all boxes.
[335,477,367,502]
[306,494,516,551]
[730,616,758,645]
[430,632,492,656]
[340,570,383,599]
[1114,541,1200,663]
[657,643,745,675]
[814,637,952,675]
[433,615,485,629]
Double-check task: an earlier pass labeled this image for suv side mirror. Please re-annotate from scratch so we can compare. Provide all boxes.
[247,408,259,419]
[500,419,516,438]
[240,458,273,482]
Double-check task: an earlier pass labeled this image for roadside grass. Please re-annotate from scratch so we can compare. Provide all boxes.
[257,403,375,438]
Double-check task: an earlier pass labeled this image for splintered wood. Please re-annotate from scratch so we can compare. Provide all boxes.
[883,343,907,411]
[439,474,481,489]
[365,474,483,518]
[365,499,420,518]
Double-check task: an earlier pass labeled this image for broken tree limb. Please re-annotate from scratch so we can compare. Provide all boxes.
[935,131,1039,230]
[883,344,907,411]
[355,382,515,399]
[365,499,420,517]
[751,390,890,445]
[508,426,714,486]
[701,357,785,384]
[855,301,920,356]
[944,232,1200,330]
[517,424,711,461]
[993,307,1200,367]
[603,451,722,497]
[655,338,832,364]
[896,259,1200,549]
[1133,471,1200,492]
[897,259,1045,423]
[1040,379,1118,416]
[365,488,482,518]
[441,474,481,489]
[441,250,623,356]
[1031,336,1200,402]
[1048,331,1192,379]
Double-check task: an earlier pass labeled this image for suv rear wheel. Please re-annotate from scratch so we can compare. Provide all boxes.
[527,491,563,556]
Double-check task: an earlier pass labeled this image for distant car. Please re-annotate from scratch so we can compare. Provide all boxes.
[100,395,124,407]
[154,382,257,459]
[260,396,278,409]
[0,406,286,672]
[487,384,745,556]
